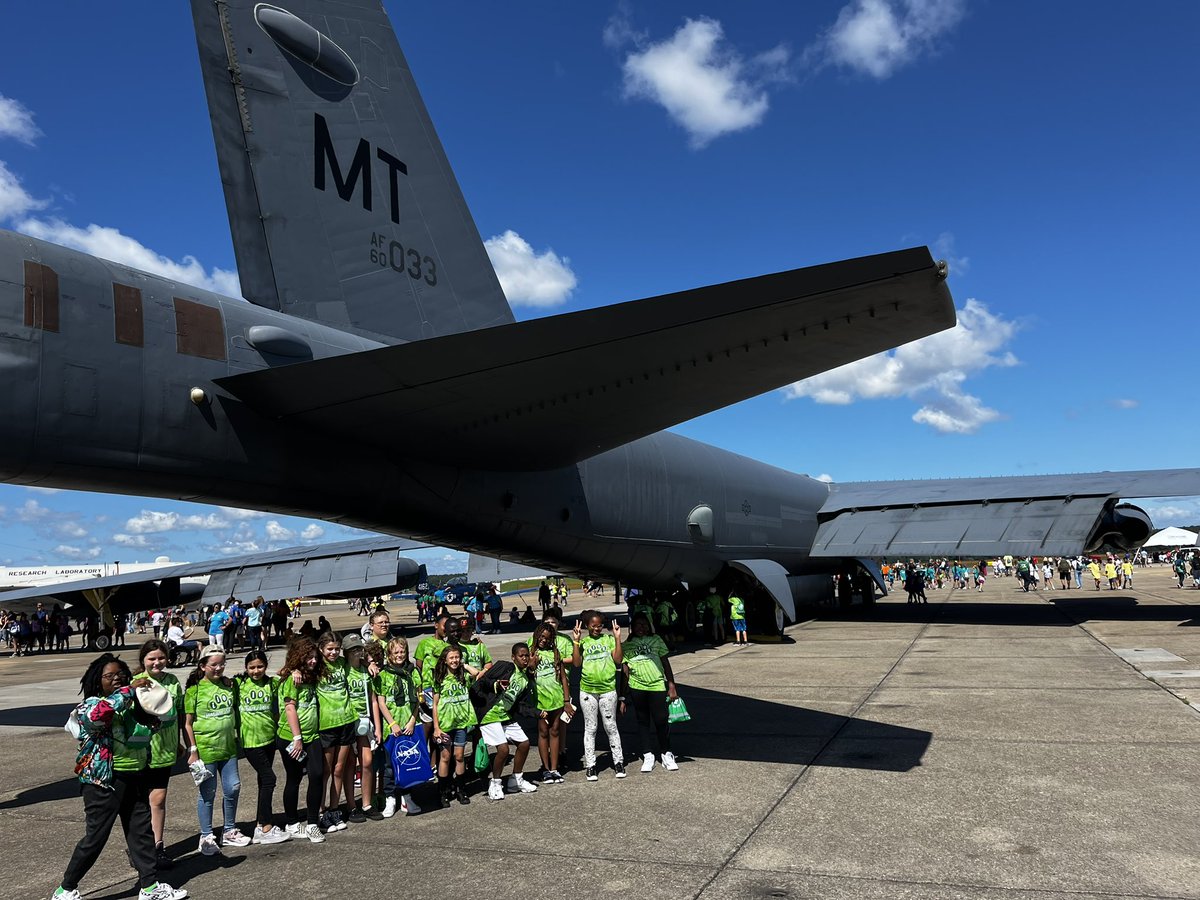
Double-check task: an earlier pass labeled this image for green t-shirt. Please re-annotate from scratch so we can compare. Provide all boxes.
[579,634,618,694]
[460,640,492,673]
[434,673,477,731]
[526,634,574,667]
[623,634,669,692]
[416,637,448,689]
[148,672,183,769]
[480,667,531,725]
[375,665,419,730]
[112,707,153,772]
[705,594,724,616]
[316,658,357,731]
[346,664,372,719]
[184,679,238,763]
[277,678,319,744]
[531,643,566,711]
[728,594,746,620]
[237,675,277,749]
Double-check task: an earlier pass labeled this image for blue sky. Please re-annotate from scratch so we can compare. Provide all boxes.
[1,1,1198,570]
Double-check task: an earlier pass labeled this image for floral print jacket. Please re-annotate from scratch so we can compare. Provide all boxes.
[72,686,135,789]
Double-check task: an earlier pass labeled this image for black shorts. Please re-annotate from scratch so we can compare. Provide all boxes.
[145,766,172,790]
[319,723,355,749]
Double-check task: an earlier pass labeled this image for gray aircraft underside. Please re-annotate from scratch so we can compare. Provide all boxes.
[2,0,1198,625]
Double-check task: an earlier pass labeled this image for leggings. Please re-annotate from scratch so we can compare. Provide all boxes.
[580,690,623,769]
[277,738,323,825]
[244,744,277,826]
[628,688,671,756]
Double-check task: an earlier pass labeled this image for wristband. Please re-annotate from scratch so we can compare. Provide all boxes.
[188,745,198,753]
[291,734,302,742]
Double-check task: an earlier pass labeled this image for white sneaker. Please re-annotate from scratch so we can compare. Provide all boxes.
[139,884,188,900]
[198,833,221,856]
[662,751,679,771]
[222,827,251,847]
[487,778,505,801]
[401,793,421,815]
[640,752,655,773]
[306,823,325,843]
[285,822,304,838]
[506,774,538,793]
[332,809,348,831]
[382,796,397,818]
[52,890,82,900]
[252,824,290,844]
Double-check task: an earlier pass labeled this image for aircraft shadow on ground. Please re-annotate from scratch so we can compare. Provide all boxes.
[806,593,1200,628]
[668,684,930,773]
[0,701,76,728]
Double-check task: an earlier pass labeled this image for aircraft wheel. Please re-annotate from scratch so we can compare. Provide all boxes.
[774,603,787,634]
[93,634,112,651]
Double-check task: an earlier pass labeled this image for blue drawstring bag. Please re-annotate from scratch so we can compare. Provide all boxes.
[385,731,434,789]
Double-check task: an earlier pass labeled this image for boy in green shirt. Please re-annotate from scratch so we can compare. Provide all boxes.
[478,644,539,801]
[728,592,748,645]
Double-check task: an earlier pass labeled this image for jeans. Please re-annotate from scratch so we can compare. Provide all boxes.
[197,757,240,835]
[580,689,624,769]
[63,772,158,891]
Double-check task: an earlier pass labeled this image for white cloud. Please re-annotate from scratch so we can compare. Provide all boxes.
[0,160,45,221]
[817,0,965,78]
[618,18,788,148]
[114,533,153,548]
[14,217,241,297]
[1138,499,1200,528]
[24,486,61,495]
[0,94,40,145]
[300,524,325,541]
[784,299,1019,434]
[485,230,577,308]
[55,521,88,540]
[124,509,231,534]
[16,499,50,522]
[1111,398,1138,410]
[215,540,262,556]
[220,506,266,520]
[55,544,102,560]
[265,521,294,542]
[933,231,969,276]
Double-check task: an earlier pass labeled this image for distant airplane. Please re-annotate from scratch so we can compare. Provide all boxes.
[2,0,1198,640]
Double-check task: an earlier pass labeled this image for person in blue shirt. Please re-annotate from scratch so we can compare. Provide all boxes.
[207,603,230,650]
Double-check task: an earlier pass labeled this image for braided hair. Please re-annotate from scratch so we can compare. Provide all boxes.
[80,653,130,698]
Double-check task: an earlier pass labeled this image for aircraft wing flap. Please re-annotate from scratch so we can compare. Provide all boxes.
[216,247,955,470]
[811,497,1112,558]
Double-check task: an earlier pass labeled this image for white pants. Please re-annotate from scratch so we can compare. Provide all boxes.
[209,632,224,649]
[580,690,623,769]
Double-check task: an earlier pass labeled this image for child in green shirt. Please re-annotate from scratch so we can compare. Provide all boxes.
[135,640,183,870]
[432,646,476,806]
[374,637,422,817]
[340,634,382,822]
[478,643,539,801]
[236,650,288,844]
[184,646,250,855]
[276,636,326,844]
[570,612,626,781]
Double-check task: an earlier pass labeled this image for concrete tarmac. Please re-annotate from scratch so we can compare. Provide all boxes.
[1,571,1198,900]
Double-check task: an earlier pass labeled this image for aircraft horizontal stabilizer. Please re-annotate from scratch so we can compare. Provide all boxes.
[216,247,954,471]
[813,469,1200,558]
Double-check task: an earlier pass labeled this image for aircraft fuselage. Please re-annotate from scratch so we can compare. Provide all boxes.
[0,231,831,589]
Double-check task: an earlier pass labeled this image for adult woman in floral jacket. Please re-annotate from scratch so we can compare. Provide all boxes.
[50,654,188,900]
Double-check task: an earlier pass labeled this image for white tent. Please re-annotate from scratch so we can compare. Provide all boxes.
[1143,526,1200,548]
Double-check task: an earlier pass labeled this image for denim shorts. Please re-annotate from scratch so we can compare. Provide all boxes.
[732,618,747,633]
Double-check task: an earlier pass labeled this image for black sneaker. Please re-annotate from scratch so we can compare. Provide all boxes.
[362,806,384,821]
[614,763,627,779]
[586,766,598,782]
[155,843,174,870]
[347,806,366,824]
[455,785,471,805]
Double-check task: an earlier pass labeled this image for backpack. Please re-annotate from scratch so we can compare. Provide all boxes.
[469,660,520,718]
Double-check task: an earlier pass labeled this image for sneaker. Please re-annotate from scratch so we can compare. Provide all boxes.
[252,824,290,845]
[197,833,221,856]
[547,769,565,783]
[662,751,679,771]
[401,793,421,815]
[640,752,655,773]
[585,766,598,782]
[347,806,367,824]
[333,809,348,831]
[51,889,82,900]
[362,805,384,821]
[506,774,538,794]
[139,884,188,900]
[614,763,627,778]
[454,783,471,805]
[487,778,505,802]
[222,827,251,847]
[285,822,304,838]
[318,811,334,832]
[305,823,325,844]
[382,796,397,818]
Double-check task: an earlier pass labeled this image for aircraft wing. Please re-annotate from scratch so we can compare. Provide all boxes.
[216,247,955,471]
[0,536,429,617]
[812,470,1200,558]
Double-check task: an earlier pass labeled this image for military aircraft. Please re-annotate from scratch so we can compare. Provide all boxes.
[2,0,1198,635]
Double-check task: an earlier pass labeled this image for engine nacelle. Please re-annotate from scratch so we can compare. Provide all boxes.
[1084,502,1153,553]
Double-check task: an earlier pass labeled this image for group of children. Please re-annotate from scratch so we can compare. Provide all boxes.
[81,606,684,867]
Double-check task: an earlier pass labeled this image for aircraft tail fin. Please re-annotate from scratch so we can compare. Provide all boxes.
[190,0,515,343]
